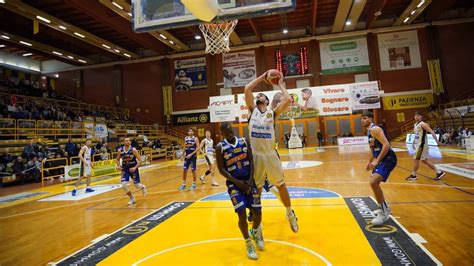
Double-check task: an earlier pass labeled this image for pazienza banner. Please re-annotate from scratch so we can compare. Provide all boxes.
[377,30,422,71]
[320,37,370,74]
[174,57,207,91]
[223,51,257,88]
[382,93,433,110]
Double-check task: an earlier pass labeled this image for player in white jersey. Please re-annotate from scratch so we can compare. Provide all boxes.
[406,112,446,181]
[199,130,219,186]
[72,139,94,196]
[244,70,299,233]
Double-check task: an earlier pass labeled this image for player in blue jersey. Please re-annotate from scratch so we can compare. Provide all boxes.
[216,123,263,260]
[179,128,200,191]
[362,111,398,225]
[116,137,147,205]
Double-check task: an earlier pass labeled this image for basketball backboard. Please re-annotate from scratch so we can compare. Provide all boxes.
[132,0,296,32]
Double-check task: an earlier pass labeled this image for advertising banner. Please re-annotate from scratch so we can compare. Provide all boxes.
[378,30,422,71]
[222,51,257,88]
[320,37,370,74]
[174,57,207,91]
[350,81,380,110]
[382,93,433,110]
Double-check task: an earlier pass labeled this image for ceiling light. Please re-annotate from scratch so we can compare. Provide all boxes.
[128,12,132,17]
[403,17,410,23]
[52,51,63,56]
[1,35,10,39]
[19,41,32,46]
[22,53,32,57]
[282,29,288,34]
[345,20,351,26]
[410,10,416,15]
[78,59,87,63]
[374,11,382,16]
[114,49,120,53]
[417,0,425,8]
[59,25,67,30]
[195,35,201,40]
[54,74,59,78]
[67,55,74,59]
[102,44,111,49]
[0,45,4,48]
[0,0,4,3]
[159,34,167,39]
[74,32,85,38]
[112,2,123,10]
[124,53,131,58]
[169,40,174,45]
[36,15,51,23]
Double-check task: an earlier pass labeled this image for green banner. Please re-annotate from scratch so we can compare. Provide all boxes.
[92,159,118,176]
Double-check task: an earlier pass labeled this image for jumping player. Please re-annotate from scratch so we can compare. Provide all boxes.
[244,70,298,233]
[72,139,94,196]
[179,128,200,191]
[199,130,219,186]
[406,112,446,181]
[216,123,263,260]
[116,137,147,205]
[362,111,397,225]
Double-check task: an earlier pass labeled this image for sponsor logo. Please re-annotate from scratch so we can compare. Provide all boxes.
[323,88,346,94]
[266,113,272,118]
[210,100,233,106]
[345,197,437,265]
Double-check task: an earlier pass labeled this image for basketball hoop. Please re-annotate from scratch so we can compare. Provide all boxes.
[199,19,238,55]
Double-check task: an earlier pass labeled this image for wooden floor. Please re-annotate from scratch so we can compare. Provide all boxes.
[0,144,472,265]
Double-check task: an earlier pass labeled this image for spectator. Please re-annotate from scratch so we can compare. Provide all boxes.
[12,157,26,182]
[317,130,323,147]
[152,139,162,150]
[22,140,36,159]
[99,143,109,160]
[131,138,139,149]
[65,139,76,156]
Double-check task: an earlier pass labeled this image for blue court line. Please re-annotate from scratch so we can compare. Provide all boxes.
[396,165,474,196]
[86,175,181,210]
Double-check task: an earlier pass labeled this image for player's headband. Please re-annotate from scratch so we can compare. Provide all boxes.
[256,93,269,104]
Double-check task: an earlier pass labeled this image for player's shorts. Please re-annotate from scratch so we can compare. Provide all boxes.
[414,144,429,160]
[121,167,141,183]
[372,155,397,181]
[226,180,261,213]
[80,162,92,177]
[204,154,214,165]
[184,155,197,171]
[253,150,284,188]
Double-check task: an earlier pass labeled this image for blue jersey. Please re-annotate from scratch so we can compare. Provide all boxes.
[184,136,197,156]
[120,146,137,168]
[220,138,251,180]
[368,124,395,160]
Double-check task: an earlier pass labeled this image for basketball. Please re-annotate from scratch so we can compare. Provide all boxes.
[265,69,282,85]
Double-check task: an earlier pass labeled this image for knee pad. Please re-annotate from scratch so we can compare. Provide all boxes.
[121,182,129,193]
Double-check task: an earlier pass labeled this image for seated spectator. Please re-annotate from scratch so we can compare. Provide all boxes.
[65,139,76,156]
[152,139,162,150]
[12,156,26,182]
[99,143,109,160]
[22,140,36,159]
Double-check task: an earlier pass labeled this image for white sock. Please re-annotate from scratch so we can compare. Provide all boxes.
[411,171,417,176]
[286,207,292,216]
[435,167,441,174]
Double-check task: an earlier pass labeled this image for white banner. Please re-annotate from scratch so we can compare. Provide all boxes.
[320,37,370,74]
[84,122,94,139]
[95,124,108,138]
[338,136,369,146]
[378,30,422,71]
[223,51,257,88]
[350,81,381,110]
[405,134,439,146]
[64,164,81,181]
[209,95,237,122]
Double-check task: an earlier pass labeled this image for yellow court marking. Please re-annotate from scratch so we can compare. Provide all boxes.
[99,198,381,265]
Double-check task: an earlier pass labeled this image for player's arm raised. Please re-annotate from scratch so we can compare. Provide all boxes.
[215,143,249,192]
[245,138,255,189]
[369,126,391,169]
[131,148,141,172]
[244,71,267,113]
[421,122,442,146]
[273,75,291,117]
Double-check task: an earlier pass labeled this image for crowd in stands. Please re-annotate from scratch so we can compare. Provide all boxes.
[0,76,134,123]
[435,125,472,148]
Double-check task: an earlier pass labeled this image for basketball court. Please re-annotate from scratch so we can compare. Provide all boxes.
[0,0,473,265]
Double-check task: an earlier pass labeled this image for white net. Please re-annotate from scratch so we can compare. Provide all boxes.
[199,19,238,55]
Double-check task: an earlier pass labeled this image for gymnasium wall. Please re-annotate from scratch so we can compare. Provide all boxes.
[56,22,473,132]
